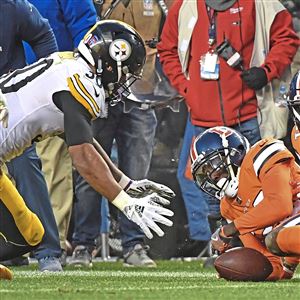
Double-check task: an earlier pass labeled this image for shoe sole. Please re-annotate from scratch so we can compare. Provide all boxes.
[40,269,63,272]
[69,263,93,268]
[123,263,157,268]
[0,265,13,280]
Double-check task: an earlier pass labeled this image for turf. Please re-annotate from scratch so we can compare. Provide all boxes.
[0,260,299,300]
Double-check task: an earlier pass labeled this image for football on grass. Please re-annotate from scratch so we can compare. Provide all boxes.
[214,247,273,281]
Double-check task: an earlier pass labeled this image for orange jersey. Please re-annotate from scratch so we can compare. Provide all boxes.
[221,138,296,236]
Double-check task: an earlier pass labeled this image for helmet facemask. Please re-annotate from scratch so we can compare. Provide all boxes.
[193,149,240,200]
[105,66,142,105]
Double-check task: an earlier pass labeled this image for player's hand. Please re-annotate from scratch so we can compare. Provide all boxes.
[124,193,174,239]
[211,227,232,254]
[112,191,174,239]
[126,179,176,200]
[0,91,8,128]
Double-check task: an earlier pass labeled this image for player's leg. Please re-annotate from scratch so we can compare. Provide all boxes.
[0,201,36,281]
[265,214,300,256]
[0,199,39,260]
[265,214,300,279]
[0,170,44,246]
[0,183,43,280]
[277,226,300,255]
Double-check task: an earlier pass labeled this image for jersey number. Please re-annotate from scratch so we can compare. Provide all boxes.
[0,58,53,93]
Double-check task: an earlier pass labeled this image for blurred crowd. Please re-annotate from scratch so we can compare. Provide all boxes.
[0,0,299,273]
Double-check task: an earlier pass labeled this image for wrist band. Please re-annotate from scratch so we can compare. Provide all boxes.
[118,174,131,189]
[111,190,132,211]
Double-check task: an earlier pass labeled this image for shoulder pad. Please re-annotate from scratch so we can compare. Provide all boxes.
[58,52,75,60]
[253,139,289,177]
[49,52,76,66]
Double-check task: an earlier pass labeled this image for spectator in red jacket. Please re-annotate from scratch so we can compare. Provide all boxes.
[157,0,300,253]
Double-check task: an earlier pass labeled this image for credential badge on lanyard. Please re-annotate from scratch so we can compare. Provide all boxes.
[200,6,219,80]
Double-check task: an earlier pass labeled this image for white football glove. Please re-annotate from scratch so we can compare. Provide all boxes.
[119,175,176,200]
[112,190,174,239]
[0,91,8,128]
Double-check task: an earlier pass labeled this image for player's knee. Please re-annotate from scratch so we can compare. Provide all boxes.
[265,231,284,256]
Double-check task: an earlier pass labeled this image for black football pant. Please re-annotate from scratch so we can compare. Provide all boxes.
[0,200,38,260]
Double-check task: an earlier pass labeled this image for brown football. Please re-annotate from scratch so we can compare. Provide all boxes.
[214,247,273,281]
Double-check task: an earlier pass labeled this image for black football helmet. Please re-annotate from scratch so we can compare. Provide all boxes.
[190,126,250,200]
[287,70,300,129]
[77,20,146,103]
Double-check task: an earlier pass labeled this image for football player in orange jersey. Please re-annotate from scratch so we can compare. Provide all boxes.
[262,70,300,278]
[190,126,299,280]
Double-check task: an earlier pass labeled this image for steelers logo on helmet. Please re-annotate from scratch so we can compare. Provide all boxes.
[109,39,132,62]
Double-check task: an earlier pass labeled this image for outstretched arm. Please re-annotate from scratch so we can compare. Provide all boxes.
[92,138,175,199]
[54,91,174,238]
[69,142,122,200]
[92,138,123,183]
[54,91,123,200]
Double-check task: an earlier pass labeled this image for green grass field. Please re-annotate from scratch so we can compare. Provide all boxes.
[1,260,299,300]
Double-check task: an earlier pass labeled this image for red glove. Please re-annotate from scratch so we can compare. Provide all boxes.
[211,227,232,254]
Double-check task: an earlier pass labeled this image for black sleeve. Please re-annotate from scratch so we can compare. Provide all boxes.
[53,91,94,146]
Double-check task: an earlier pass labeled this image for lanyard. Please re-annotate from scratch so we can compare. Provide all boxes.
[206,6,217,46]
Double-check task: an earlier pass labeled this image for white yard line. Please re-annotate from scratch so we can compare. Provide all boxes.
[12,270,300,280]
[1,283,299,294]
[13,270,216,278]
